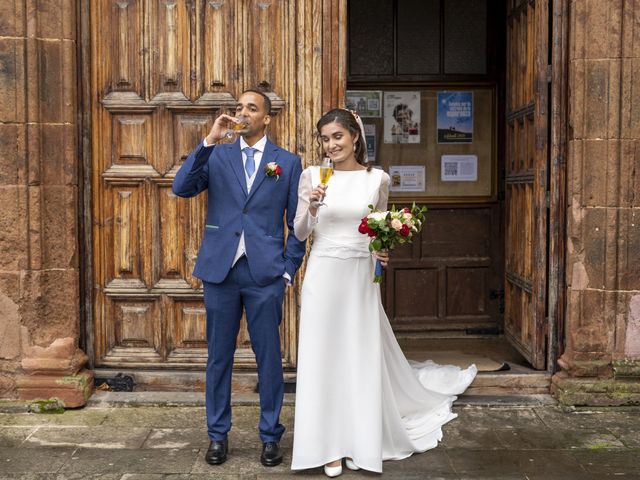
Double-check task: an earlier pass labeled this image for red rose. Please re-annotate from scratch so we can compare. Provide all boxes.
[358,223,369,234]
[403,207,411,213]
[275,166,283,175]
[367,227,377,237]
[399,224,410,237]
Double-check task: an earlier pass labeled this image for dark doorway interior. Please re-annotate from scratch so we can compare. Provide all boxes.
[347,0,548,389]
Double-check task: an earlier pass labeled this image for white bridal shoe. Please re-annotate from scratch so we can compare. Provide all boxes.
[345,458,360,470]
[324,463,343,477]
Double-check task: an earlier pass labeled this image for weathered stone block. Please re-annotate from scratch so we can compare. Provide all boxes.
[0,38,26,123]
[27,185,43,270]
[0,0,26,37]
[621,294,640,358]
[580,139,608,207]
[570,0,623,61]
[34,0,76,41]
[616,211,640,291]
[558,352,613,378]
[40,124,77,186]
[0,271,23,306]
[568,206,606,289]
[620,58,640,140]
[17,369,94,408]
[41,185,78,269]
[21,337,88,376]
[0,124,26,186]
[0,185,28,271]
[568,59,585,138]
[564,289,615,356]
[583,60,611,139]
[552,370,640,406]
[20,269,80,346]
[621,0,640,58]
[618,140,640,207]
[0,291,21,360]
[0,372,17,398]
[27,38,77,125]
[613,358,640,378]
[36,39,65,124]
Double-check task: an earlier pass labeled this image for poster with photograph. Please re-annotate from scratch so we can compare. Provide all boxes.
[384,92,421,144]
[388,165,425,192]
[441,155,478,181]
[345,90,382,117]
[437,91,473,143]
[364,124,376,162]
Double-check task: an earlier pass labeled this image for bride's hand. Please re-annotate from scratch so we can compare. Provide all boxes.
[308,184,327,215]
[372,250,389,267]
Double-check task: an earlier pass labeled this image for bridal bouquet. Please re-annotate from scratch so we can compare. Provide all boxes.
[358,203,428,283]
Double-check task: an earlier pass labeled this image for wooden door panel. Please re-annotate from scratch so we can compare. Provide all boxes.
[504,0,549,369]
[105,0,144,95]
[446,268,488,317]
[91,0,310,370]
[104,296,163,365]
[385,205,501,333]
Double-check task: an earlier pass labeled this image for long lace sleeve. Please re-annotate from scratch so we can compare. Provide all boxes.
[293,168,319,241]
[375,171,391,211]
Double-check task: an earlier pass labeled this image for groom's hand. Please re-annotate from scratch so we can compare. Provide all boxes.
[205,114,238,145]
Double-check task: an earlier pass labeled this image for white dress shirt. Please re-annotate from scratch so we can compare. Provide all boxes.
[232,135,266,266]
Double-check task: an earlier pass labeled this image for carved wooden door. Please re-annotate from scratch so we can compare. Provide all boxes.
[504,0,549,369]
[89,0,321,372]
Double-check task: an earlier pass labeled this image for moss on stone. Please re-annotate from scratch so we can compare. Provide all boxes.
[28,399,65,414]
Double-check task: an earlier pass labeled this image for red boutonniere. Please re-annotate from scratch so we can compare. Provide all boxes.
[264,162,282,181]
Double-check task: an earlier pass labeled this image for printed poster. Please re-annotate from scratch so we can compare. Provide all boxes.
[345,90,382,118]
[388,165,425,192]
[441,155,478,181]
[364,124,376,163]
[437,91,473,144]
[384,92,421,144]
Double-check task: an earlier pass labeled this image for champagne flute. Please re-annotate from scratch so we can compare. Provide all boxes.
[224,116,248,139]
[317,157,333,207]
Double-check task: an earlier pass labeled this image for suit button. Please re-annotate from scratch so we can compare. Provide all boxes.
[235,232,240,236]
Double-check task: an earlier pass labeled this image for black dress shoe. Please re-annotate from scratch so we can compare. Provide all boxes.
[205,438,228,465]
[260,441,283,467]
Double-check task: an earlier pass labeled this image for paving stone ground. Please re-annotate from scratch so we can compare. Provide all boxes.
[0,397,639,479]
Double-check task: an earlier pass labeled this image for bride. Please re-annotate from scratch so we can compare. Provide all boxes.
[290,108,477,477]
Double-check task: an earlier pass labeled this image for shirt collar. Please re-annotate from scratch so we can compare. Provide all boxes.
[240,135,267,154]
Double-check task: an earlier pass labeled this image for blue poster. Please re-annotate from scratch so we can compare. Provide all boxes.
[437,92,473,144]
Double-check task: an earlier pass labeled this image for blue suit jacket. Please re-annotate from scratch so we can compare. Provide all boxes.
[172,139,306,286]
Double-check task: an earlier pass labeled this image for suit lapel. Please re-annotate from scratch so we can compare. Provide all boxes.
[226,141,248,197]
[246,140,278,203]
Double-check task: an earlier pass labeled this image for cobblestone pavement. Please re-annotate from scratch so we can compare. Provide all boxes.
[0,394,639,479]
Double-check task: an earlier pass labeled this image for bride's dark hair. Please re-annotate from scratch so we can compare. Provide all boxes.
[315,109,371,171]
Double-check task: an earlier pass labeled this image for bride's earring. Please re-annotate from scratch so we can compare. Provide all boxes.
[353,143,356,152]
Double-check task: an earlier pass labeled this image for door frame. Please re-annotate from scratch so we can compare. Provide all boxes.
[78,0,95,368]
[546,0,569,373]
[77,0,568,376]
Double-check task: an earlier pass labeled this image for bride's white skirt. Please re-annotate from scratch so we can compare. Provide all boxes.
[291,254,477,473]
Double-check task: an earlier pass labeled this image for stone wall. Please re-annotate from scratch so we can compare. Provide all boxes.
[0,0,91,406]
[553,0,640,405]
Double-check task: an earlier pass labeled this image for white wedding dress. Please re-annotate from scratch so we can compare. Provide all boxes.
[290,166,478,473]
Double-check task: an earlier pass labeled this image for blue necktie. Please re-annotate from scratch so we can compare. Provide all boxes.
[243,147,256,177]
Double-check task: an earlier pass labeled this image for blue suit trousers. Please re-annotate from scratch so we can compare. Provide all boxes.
[203,256,286,443]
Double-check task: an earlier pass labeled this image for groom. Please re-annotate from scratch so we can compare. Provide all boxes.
[172,90,306,467]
